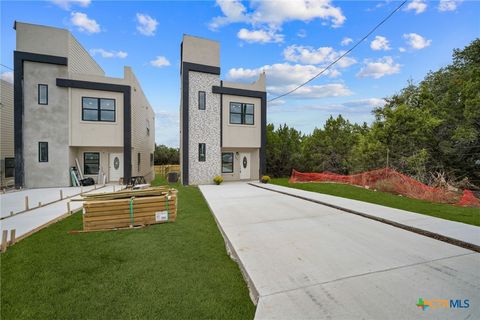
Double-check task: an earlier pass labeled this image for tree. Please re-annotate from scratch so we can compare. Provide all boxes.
[154,144,179,165]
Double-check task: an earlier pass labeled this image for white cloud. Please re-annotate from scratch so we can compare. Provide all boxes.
[70,12,100,33]
[404,0,427,14]
[403,33,431,49]
[284,83,352,99]
[370,36,391,51]
[237,28,284,43]
[150,56,170,68]
[302,98,386,113]
[90,48,128,58]
[209,0,346,30]
[1,71,13,83]
[136,13,158,36]
[357,56,401,79]
[50,0,90,10]
[399,47,406,52]
[297,29,307,38]
[228,62,352,99]
[155,110,179,147]
[438,0,463,11]
[341,37,353,46]
[283,45,356,69]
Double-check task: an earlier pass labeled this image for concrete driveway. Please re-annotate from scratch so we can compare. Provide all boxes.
[199,182,479,320]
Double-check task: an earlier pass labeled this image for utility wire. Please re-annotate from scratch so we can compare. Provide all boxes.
[0,64,13,71]
[268,0,408,103]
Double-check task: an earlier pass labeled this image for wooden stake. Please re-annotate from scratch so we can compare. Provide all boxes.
[10,229,16,245]
[113,185,116,192]
[25,196,29,210]
[67,201,71,214]
[94,184,97,190]
[38,202,42,207]
[10,211,13,216]
[1,230,8,252]
[60,190,63,200]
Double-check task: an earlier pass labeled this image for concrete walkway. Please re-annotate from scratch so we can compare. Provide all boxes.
[251,182,480,248]
[1,185,99,218]
[200,182,479,320]
[1,185,124,242]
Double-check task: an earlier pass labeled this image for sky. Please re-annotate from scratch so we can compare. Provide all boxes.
[1,0,479,147]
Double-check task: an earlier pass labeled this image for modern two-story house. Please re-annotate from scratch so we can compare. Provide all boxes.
[1,79,14,188]
[13,22,155,188]
[180,35,267,185]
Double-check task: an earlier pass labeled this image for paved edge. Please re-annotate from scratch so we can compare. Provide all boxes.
[249,183,480,253]
[198,187,260,305]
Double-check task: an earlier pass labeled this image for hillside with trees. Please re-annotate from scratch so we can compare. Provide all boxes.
[266,39,480,188]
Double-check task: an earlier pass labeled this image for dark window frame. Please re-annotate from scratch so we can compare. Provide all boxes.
[198,91,206,110]
[38,142,48,162]
[38,84,48,105]
[137,152,141,172]
[229,102,254,125]
[198,143,206,162]
[81,97,116,122]
[221,152,234,173]
[83,152,100,175]
[4,157,15,178]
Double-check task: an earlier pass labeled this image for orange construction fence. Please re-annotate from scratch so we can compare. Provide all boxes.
[289,168,480,208]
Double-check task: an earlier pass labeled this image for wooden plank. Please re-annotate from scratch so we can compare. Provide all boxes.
[84,205,177,215]
[83,195,176,207]
[84,203,177,214]
[84,211,177,222]
[1,230,8,252]
[10,229,16,245]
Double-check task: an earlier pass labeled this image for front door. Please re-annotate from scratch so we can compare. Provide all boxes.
[109,153,123,181]
[239,153,250,180]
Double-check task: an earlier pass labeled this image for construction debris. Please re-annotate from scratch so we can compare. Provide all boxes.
[80,187,177,232]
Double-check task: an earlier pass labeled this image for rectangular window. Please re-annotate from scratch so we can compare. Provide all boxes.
[82,97,116,122]
[4,157,15,178]
[229,102,254,125]
[138,153,141,172]
[198,143,206,162]
[38,142,48,162]
[38,84,48,105]
[198,91,206,110]
[150,153,154,166]
[146,120,150,136]
[84,152,100,175]
[222,153,234,173]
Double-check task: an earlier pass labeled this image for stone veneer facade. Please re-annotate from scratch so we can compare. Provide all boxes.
[187,71,221,185]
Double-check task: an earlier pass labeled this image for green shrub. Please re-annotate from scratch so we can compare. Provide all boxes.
[261,175,271,184]
[213,176,224,185]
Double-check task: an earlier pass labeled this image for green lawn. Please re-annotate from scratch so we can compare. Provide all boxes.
[271,178,480,226]
[1,177,255,319]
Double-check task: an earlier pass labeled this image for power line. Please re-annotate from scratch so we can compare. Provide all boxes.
[268,0,408,103]
[0,64,13,71]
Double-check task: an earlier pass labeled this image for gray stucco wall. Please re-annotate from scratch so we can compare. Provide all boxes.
[188,71,221,184]
[23,61,70,188]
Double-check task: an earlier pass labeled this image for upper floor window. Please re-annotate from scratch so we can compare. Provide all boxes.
[199,143,206,162]
[146,119,150,136]
[198,91,206,110]
[38,84,48,105]
[82,97,116,122]
[38,142,48,162]
[230,102,254,125]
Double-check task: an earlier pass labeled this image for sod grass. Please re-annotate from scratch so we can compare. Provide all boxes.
[1,177,255,319]
[271,178,480,226]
